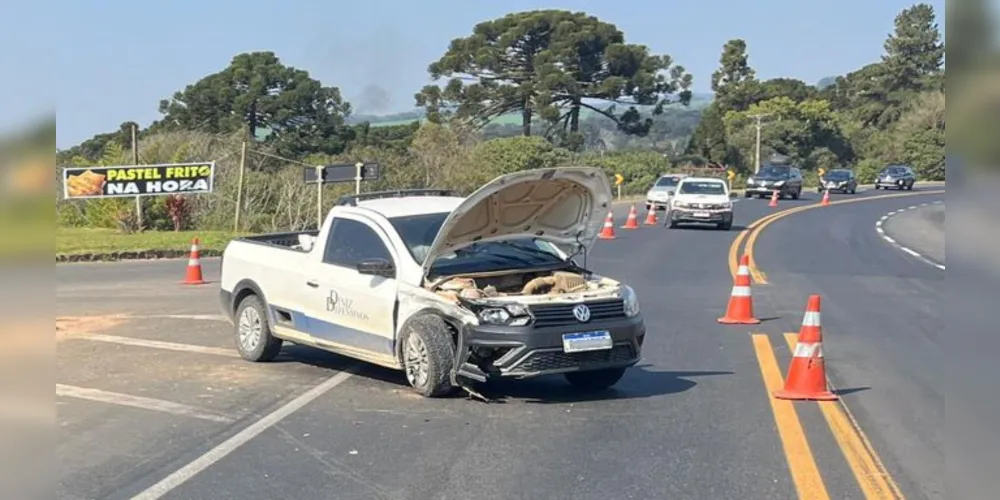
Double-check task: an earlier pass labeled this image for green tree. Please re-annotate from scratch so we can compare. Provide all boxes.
[710,39,759,111]
[724,97,851,170]
[756,78,818,103]
[684,104,736,167]
[415,10,691,138]
[155,52,354,158]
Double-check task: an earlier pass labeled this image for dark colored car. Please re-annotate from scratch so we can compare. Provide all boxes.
[874,165,916,190]
[744,164,803,199]
[818,169,858,194]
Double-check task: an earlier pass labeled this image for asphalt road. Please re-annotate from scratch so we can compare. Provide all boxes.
[56,185,958,500]
[751,190,946,499]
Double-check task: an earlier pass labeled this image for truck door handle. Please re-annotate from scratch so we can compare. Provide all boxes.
[306,280,319,288]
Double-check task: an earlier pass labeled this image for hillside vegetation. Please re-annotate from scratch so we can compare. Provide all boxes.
[57,5,945,245]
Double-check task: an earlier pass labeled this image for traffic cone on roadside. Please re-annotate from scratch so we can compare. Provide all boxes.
[181,238,207,285]
[598,211,616,239]
[773,295,837,401]
[643,206,658,225]
[769,190,779,207]
[820,190,830,206]
[717,254,761,324]
[622,205,640,229]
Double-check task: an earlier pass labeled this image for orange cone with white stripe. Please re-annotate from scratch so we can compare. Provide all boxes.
[820,190,830,206]
[769,190,779,207]
[773,294,837,401]
[643,206,658,225]
[717,254,760,324]
[622,205,639,229]
[598,211,616,239]
[181,237,207,285]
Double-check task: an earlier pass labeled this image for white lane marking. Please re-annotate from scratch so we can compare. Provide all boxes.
[56,384,233,423]
[81,334,238,358]
[130,368,356,500]
[876,202,946,271]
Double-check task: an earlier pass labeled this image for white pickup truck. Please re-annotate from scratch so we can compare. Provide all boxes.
[219,167,645,398]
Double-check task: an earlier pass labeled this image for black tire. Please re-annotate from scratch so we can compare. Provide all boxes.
[718,220,733,230]
[874,185,880,190]
[791,189,800,200]
[744,192,752,198]
[849,187,856,194]
[906,182,914,191]
[234,294,283,362]
[401,315,456,398]
[564,368,627,392]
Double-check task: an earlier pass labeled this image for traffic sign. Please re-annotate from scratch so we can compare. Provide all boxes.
[818,168,826,176]
[614,173,624,186]
[726,169,736,180]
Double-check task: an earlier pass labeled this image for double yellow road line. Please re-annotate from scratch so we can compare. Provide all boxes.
[732,189,944,499]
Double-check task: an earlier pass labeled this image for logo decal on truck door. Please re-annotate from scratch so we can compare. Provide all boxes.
[326,289,370,322]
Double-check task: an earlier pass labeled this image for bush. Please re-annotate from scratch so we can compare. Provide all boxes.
[855,158,883,184]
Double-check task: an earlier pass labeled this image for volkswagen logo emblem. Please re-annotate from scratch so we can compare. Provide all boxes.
[572,304,591,323]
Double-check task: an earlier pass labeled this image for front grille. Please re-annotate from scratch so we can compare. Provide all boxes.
[511,343,636,374]
[529,299,625,328]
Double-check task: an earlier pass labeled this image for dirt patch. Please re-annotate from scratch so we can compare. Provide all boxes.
[56,315,128,341]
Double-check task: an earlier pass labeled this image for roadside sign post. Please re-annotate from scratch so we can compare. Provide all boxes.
[614,173,624,200]
[315,165,324,229]
[304,162,382,227]
[726,169,736,191]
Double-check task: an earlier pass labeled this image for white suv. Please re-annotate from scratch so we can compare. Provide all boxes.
[666,177,737,230]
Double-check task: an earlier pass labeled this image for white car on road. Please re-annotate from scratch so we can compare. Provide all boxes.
[219,167,646,398]
[645,173,687,211]
[666,176,737,230]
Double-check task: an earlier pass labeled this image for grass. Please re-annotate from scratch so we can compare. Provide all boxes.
[56,227,244,256]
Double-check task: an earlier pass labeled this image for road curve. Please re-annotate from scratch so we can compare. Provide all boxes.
[56,186,949,500]
[750,191,946,500]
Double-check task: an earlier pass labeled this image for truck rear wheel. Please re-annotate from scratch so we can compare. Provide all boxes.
[564,368,627,392]
[402,315,456,398]
[234,294,283,362]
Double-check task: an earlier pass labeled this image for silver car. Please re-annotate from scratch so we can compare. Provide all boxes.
[646,174,687,211]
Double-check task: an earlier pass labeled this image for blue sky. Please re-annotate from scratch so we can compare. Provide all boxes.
[54,0,946,149]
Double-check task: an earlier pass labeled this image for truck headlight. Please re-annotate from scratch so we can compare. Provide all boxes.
[774,180,785,187]
[622,285,640,318]
[477,303,532,326]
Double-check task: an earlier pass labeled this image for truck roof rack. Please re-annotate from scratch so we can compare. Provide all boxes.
[336,189,461,207]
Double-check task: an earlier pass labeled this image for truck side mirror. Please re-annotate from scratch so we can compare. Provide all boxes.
[356,258,395,278]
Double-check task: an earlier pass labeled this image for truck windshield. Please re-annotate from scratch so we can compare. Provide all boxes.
[387,213,565,274]
[757,166,790,178]
[654,176,680,187]
[826,170,851,180]
[678,182,726,195]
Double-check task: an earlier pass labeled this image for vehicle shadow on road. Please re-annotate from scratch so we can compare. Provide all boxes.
[480,366,734,404]
[669,224,750,232]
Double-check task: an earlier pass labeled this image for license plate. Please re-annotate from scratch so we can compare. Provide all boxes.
[562,331,613,353]
[693,211,711,218]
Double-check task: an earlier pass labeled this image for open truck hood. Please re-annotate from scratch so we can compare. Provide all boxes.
[421,167,613,278]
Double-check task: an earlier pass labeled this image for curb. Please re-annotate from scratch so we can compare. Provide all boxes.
[56,248,224,263]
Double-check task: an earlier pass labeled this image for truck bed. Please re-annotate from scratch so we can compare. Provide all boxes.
[238,230,320,251]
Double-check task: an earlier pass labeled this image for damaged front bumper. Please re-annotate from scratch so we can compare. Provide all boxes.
[451,313,645,385]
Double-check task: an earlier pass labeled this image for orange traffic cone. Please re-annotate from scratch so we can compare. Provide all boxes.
[768,190,779,207]
[181,238,207,285]
[622,205,639,229]
[718,254,761,324]
[643,206,658,225]
[774,295,837,401]
[598,211,616,239]
[820,190,830,206]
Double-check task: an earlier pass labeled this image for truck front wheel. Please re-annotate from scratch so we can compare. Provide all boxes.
[401,315,456,397]
[234,294,283,362]
[564,367,627,392]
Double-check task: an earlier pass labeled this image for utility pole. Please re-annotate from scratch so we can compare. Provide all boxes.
[749,113,773,174]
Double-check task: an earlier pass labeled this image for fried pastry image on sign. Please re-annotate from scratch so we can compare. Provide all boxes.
[66,170,106,197]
